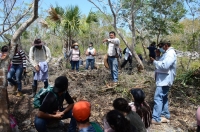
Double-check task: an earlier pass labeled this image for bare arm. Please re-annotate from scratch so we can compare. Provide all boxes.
[92,49,96,56]
[85,49,89,56]
[62,103,74,114]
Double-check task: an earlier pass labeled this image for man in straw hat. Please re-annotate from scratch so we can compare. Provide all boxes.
[29,37,51,98]
[150,40,177,125]
[103,31,120,86]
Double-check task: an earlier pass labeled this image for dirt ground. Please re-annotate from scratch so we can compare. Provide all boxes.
[7,60,199,132]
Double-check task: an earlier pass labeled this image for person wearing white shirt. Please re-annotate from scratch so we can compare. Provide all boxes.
[103,31,120,84]
[150,40,177,125]
[121,47,132,70]
[85,42,96,70]
[29,38,51,98]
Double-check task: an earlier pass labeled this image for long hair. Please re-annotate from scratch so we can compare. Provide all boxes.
[131,88,152,128]
[113,98,131,113]
[106,110,131,132]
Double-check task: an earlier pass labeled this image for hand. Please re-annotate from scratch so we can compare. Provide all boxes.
[35,65,40,72]
[150,57,155,62]
[103,39,108,43]
[54,111,64,119]
[155,49,161,57]
[23,68,26,72]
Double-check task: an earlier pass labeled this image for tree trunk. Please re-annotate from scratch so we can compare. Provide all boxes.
[141,41,148,59]
[131,1,144,71]
[0,0,39,130]
[0,49,11,131]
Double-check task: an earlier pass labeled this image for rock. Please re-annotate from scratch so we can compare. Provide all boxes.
[175,127,184,132]
[22,120,31,125]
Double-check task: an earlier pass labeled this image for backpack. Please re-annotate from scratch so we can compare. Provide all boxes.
[33,86,57,108]
[90,122,103,132]
[123,47,127,54]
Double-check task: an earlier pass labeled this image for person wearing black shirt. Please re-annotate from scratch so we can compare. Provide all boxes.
[147,42,157,59]
[34,76,77,132]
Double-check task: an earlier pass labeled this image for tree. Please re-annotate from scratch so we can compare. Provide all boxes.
[0,0,39,130]
[141,0,186,44]
[45,5,81,51]
[88,0,145,70]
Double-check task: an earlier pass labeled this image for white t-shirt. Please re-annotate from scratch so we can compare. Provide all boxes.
[107,38,120,56]
[86,47,95,59]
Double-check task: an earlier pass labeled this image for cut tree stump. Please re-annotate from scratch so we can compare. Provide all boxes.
[0,68,11,132]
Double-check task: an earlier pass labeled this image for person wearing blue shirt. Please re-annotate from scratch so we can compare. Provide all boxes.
[150,40,177,125]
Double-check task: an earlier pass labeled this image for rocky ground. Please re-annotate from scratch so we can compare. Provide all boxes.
[7,58,199,132]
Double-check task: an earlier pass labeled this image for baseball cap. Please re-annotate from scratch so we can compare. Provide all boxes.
[72,101,91,121]
[53,76,68,93]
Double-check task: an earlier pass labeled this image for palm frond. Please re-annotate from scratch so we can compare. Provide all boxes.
[48,6,61,22]
[40,19,48,28]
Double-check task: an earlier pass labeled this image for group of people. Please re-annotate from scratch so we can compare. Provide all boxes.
[0,37,52,97]
[2,31,200,131]
[33,31,179,132]
[34,74,152,132]
[66,42,97,71]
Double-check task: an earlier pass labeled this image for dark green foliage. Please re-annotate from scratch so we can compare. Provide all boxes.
[176,68,200,86]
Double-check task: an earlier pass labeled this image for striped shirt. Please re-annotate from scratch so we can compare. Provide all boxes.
[12,50,26,68]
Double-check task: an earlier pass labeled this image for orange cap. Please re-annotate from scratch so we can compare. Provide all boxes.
[72,101,91,121]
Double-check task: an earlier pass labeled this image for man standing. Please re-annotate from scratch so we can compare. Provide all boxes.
[29,37,51,98]
[85,42,96,70]
[103,31,120,85]
[150,40,177,124]
[34,76,77,132]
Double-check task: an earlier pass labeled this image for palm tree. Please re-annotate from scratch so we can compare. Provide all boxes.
[44,5,81,51]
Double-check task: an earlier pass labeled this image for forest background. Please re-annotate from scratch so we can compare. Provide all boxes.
[0,0,200,82]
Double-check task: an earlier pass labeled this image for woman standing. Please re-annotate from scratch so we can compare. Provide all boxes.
[85,42,96,70]
[68,42,80,72]
[7,44,26,96]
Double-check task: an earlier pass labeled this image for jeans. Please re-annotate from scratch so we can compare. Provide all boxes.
[85,59,95,70]
[33,72,48,88]
[152,86,170,122]
[7,64,23,91]
[71,61,79,71]
[34,110,77,132]
[108,57,118,82]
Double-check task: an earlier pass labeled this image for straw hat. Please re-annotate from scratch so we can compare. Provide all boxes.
[73,43,79,46]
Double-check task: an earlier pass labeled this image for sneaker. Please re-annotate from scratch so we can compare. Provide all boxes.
[113,82,119,86]
[151,120,161,125]
[161,117,170,123]
[16,91,23,97]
